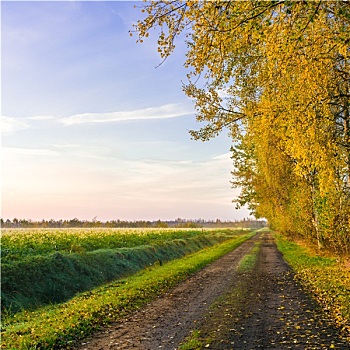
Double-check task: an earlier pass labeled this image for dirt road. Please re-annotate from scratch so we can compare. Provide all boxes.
[77,232,349,350]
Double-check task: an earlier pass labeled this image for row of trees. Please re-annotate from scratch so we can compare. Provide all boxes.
[135,1,349,253]
[1,217,266,229]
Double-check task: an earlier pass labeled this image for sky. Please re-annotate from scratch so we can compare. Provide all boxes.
[1,0,251,222]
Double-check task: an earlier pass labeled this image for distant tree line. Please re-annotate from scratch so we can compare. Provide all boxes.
[0,217,266,229]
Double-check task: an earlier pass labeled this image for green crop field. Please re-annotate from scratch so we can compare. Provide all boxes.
[2,227,223,260]
[1,227,254,349]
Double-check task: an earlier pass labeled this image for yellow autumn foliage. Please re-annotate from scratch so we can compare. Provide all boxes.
[134,1,350,253]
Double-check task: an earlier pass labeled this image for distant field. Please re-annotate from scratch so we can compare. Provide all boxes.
[2,227,227,260]
[1,227,249,314]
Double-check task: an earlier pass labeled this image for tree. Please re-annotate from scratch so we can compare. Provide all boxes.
[134,1,350,253]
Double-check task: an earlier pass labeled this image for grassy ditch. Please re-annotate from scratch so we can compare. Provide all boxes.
[2,233,239,315]
[275,234,350,341]
[1,232,254,350]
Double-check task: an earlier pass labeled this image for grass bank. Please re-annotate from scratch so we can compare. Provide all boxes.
[2,233,238,314]
[1,232,254,350]
[275,234,350,341]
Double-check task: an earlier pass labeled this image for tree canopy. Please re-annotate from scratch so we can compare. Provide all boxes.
[134,1,350,253]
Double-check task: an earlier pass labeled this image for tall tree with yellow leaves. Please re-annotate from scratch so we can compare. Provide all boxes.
[134,1,349,253]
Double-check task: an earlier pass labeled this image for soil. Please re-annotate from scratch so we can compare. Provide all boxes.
[77,232,349,350]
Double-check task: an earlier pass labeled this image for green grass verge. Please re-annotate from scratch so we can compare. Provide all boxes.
[1,233,254,350]
[275,234,350,340]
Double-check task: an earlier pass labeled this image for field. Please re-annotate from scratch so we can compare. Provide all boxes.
[1,227,253,349]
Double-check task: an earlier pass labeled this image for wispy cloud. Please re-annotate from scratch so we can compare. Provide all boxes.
[2,146,59,157]
[1,116,29,134]
[217,88,231,99]
[60,103,193,126]
[26,115,55,121]
[1,103,193,134]
[211,152,232,160]
[51,143,81,149]
[1,115,57,134]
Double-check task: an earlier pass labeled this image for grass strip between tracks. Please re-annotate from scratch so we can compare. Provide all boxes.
[275,234,350,342]
[237,239,262,272]
[179,236,263,350]
[1,232,255,350]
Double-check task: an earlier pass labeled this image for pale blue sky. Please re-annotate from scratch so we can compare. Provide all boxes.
[1,1,250,221]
